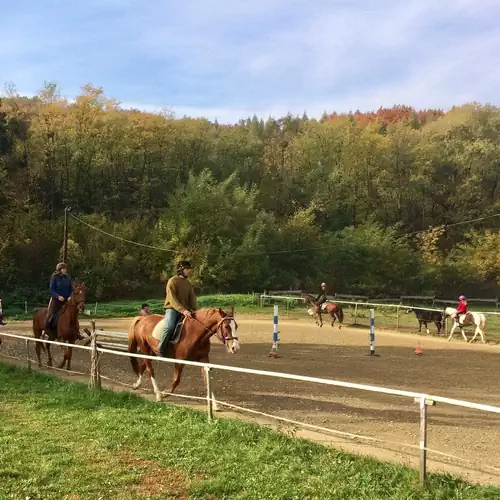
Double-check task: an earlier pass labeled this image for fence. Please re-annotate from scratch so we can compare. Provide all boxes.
[1,328,500,486]
[259,294,500,337]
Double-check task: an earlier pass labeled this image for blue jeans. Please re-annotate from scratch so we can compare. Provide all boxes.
[158,308,181,356]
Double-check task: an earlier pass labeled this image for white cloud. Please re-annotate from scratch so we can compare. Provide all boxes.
[1,0,499,122]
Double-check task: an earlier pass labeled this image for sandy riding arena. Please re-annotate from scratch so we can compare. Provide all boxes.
[2,314,500,485]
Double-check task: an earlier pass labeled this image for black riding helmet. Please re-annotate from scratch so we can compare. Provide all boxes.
[177,260,193,273]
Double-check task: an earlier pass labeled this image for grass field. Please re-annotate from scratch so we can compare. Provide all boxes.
[1,363,500,499]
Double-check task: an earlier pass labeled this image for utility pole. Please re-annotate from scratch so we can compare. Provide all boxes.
[63,206,70,263]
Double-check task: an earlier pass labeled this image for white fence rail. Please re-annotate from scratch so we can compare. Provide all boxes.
[1,329,500,485]
[259,294,500,334]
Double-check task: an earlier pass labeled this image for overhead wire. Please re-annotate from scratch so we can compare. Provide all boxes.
[68,211,500,257]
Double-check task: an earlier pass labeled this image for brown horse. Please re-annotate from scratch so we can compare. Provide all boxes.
[32,283,86,369]
[128,307,240,402]
[303,294,343,328]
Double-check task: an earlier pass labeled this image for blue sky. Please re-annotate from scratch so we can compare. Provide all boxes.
[1,0,499,123]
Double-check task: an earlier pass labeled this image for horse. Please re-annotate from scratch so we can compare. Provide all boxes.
[32,283,86,369]
[406,308,442,335]
[303,294,344,328]
[127,306,240,403]
[444,307,486,343]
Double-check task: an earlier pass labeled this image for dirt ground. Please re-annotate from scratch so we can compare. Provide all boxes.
[2,314,500,485]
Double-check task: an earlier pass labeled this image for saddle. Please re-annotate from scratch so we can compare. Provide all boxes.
[152,317,185,344]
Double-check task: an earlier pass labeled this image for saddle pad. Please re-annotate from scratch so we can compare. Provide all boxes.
[152,318,184,344]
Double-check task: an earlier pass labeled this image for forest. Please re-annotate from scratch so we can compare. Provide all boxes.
[1,82,500,302]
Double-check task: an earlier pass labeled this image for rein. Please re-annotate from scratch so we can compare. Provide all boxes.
[190,314,239,344]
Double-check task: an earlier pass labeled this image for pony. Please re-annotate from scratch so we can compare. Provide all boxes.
[32,283,86,369]
[127,306,240,402]
[303,294,344,329]
[444,307,486,343]
[406,308,443,335]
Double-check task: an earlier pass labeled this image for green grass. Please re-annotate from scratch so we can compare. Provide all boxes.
[3,294,265,321]
[1,363,499,499]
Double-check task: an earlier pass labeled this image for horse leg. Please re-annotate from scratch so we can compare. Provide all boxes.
[424,321,429,335]
[435,321,442,336]
[46,344,53,367]
[66,346,73,371]
[201,359,220,412]
[479,327,486,344]
[470,325,485,344]
[132,360,148,390]
[144,359,162,402]
[163,363,185,397]
[460,327,468,343]
[331,312,335,328]
[418,320,423,333]
[35,342,42,368]
[447,322,457,341]
[318,312,323,327]
[58,343,68,369]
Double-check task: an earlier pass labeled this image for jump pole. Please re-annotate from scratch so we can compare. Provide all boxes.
[367,308,379,356]
[268,304,281,358]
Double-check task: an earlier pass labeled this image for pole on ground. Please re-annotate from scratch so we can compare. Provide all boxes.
[369,308,375,355]
[268,304,280,358]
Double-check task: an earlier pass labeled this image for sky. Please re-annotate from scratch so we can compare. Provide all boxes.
[1,0,499,123]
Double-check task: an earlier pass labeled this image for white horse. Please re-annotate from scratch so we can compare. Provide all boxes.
[444,307,486,343]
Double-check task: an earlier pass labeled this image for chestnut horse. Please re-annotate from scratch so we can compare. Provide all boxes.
[32,283,86,369]
[303,294,344,328]
[128,307,240,402]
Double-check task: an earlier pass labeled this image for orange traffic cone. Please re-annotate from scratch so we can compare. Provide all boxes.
[415,342,423,356]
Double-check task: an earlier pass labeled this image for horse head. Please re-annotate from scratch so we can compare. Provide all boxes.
[70,282,87,313]
[214,306,240,354]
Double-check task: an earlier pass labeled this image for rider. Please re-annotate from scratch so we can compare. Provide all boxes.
[455,295,468,324]
[139,303,151,316]
[158,260,197,357]
[46,262,73,334]
[0,298,6,325]
[315,282,328,311]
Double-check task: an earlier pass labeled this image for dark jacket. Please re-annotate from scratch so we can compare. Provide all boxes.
[49,274,73,300]
[315,288,327,303]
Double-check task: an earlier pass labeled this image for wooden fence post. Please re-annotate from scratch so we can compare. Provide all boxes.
[88,320,101,390]
[415,396,436,486]
[25,339,31,372]
[354,303,358,325]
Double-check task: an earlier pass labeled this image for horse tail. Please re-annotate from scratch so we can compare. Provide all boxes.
[128,317,142,376]
[337,305,344,324]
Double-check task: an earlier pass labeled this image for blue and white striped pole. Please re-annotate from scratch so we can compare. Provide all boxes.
[369,308,375,355]
[269,304,280,358]
[273,304,279,349]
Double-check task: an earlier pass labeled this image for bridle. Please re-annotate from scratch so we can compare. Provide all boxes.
[191,314,239,345]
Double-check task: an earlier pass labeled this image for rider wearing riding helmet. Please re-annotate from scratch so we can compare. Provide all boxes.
[158,260,197,357]
[315,282,328,310]
[456,295,468,324]
[46,262,73,331]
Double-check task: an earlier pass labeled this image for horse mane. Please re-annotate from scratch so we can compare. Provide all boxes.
[193,307,225,321]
